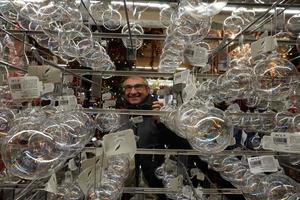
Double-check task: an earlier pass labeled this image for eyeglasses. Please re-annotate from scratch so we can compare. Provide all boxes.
[123,84,147,91]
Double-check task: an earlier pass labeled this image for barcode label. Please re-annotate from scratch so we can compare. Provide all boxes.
[264,132,300,153]
[57,95,77,111]
[10,84,21,90]
[248,156,278,174]
[249,160,262,167]
[273,137,288,144]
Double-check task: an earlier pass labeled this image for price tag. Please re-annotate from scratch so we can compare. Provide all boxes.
[8,77,22,99]
[272,132,290,145]
[261,135,274,150]
[8,76,41,100]
[262,132,300,153]
[251,36,277,58]
[44,173,57,194]
[103,129,136,157]
[28,65,62,83]
[248,155,278,174]
[57,95,77,111]
[174,70,190,85]
[102,92,112,100]
[185,45,208,67]
[22,76,40,98]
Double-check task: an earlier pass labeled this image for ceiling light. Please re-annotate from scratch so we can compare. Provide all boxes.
[215,5,300,15]
[111,1,169,9]
[135,66,187,71]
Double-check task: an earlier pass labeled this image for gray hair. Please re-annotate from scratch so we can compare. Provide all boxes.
[122,76,149,87]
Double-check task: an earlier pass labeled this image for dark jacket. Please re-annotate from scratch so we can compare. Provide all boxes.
[119,95,190,149]
[119,95,209,200]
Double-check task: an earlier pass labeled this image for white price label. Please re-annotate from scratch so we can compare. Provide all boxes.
[185,45,208,67]
[262,132,300,153]
[248,155,278,174]
[8,77,22,100]
[8,76,41,100]
[57,95,77,111]
[272,132,289,145]
[102,92,112,100]
[251,36,277,58]
[174,70,190,85]
[103,129,136,157]
[22,76,40,98]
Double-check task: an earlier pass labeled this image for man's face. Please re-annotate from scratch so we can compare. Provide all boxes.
[123,77,149,105]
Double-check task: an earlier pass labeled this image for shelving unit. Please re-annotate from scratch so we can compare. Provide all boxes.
[0,0,299,199]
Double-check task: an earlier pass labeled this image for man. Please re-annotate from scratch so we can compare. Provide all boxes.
[119,76,191,200]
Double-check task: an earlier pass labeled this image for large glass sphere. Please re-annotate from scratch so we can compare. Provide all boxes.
[176,100,233,153]
[102,9,122,31]
[287,14,300,36]
[258,174,300,200]
[89,1,110,23]
[0,108,15,135]
[60,22,94,58]
[254,57,298,100]
[224,66,255,99]
[1,125,64,180]
[95,113,120,133]
[223,15,244,39]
